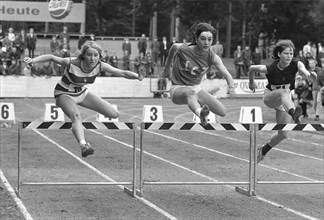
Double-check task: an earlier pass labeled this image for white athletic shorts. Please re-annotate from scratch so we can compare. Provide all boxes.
[169,84,202,101]
[56,89,89,104]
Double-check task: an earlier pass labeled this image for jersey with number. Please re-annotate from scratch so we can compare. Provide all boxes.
[171,43,213,86]
[265,59,298,89]
[54,57,102,98]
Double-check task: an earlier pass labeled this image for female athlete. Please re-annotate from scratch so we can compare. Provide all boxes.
[24,41,144,157]
[248,39,317,163]
[162,22,235,126]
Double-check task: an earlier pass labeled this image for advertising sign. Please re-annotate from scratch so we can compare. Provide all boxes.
[233,79,268,96]
[0,1,85,23]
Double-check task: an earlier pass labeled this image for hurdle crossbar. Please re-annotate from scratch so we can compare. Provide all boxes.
[139,122,324,197]
[17,121,137,198]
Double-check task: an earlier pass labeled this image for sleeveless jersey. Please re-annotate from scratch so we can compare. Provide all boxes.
[54,58,102,98]
[265,59,298,90]
[171,44,214,86]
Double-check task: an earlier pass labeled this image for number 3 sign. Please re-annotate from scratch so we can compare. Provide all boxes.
[142,105,164,123]
[239,106,263,124]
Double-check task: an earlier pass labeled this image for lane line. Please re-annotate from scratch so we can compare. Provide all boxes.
[90,130,321,220]
[196,130,323,161]
[33,130,177,220]
[0,170,33,220]
[147,130,321,181]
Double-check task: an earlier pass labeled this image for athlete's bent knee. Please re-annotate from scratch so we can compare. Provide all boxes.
[278,131,289,140]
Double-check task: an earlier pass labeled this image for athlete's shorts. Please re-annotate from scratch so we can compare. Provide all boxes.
[264,87,291,112]
[169,84,202,102]
[55,88,89,104]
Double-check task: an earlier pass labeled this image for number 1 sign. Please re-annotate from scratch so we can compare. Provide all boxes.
[239,106,263,124]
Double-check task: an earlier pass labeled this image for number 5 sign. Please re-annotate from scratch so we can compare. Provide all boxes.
[44,103,65,122]
[0,103,16,123]
[239,106,263,124]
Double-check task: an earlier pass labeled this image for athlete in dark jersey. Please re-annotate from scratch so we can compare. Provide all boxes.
[248,39,317,163]
[24,41,143,157]
[162,23,235,126]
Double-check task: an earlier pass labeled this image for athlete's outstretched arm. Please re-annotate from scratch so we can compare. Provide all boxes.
[248,65,267,92]
[212,55,235,89]
[162,43,181,78]
[102,62,143,80]
[24,54,69,67]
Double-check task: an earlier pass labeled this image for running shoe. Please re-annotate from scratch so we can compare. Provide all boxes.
[291,105,302,124]
[200,105,210,127]
[81,143,94,157]
[257,145,265,164]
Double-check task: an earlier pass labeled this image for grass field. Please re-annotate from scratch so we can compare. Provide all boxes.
[0,97,323,220]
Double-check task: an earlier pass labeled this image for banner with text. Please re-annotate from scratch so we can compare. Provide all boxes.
[233,79,268,97]
[0,1,85,23]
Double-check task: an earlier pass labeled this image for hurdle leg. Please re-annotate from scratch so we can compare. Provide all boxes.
[138,123,144,196]
[16,122,22,198]
[124,124,138,197]
[235,123,256,196]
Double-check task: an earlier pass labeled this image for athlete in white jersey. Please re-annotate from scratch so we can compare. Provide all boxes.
[162,23,235,126]
[24,41,144,157]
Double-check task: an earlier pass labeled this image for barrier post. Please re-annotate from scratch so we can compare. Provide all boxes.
[124,124,137,197]
[16,122,22,197]
[139,123,144,196]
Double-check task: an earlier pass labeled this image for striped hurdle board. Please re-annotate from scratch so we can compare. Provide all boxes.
[143,123,324,131]
[22,121,134,130]
[258,123,324,131]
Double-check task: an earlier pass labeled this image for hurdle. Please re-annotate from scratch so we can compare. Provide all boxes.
[138,122,324,197]
[16,120,138,198]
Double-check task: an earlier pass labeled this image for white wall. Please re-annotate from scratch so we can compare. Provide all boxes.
[0,76,232,98]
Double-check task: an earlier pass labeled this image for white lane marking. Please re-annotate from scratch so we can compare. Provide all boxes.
[91,130,321,220]
[146,130,320,181]
[256,196,320,220]
[0,170,33,220]
[33,130,177,220]
[196,130,323,161]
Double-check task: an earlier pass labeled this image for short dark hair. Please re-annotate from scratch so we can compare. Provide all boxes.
[187,22,216,45]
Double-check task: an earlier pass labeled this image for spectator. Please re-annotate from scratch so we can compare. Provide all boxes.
[160,36,170,66]
[310,43,317,59]
[170,36,178,46]
[7,27,15,48]
[50,35,60,54]
[296,49,307,65]
[2,34,11,51]
[122,50,130,70]
[0,60,8,75]
[89,33,96,41]
[37,61,54,78]
[307,57,323,119]
[52,48,62,76]
[233,45,244,79]
[252,47,262,76]
[242,45,252,76]
[78,33,88,50]
[293,74,312,118]
[26,27,37,58]
[7,58,21,76]
[58,26,70,49]
[15,29,27,61]
[302,41,312,57]
[9,46,21,62]
[258,32,266,59]
[318,43,323,59]
[0,25,5,48]
[145,51,155,76]
[103,50,109,63]
[134,52,146,78]
[314,57,324,120]
[59,44,71,58]
[137,33,147,55]
[108,51,118,68]
[151,36,160,65]
[211,40,223,57]
[122,37,132,56]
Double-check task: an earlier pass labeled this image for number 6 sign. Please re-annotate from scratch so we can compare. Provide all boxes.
[0,103,15,123]
[239,106,263,124]
[44,103,65,122]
